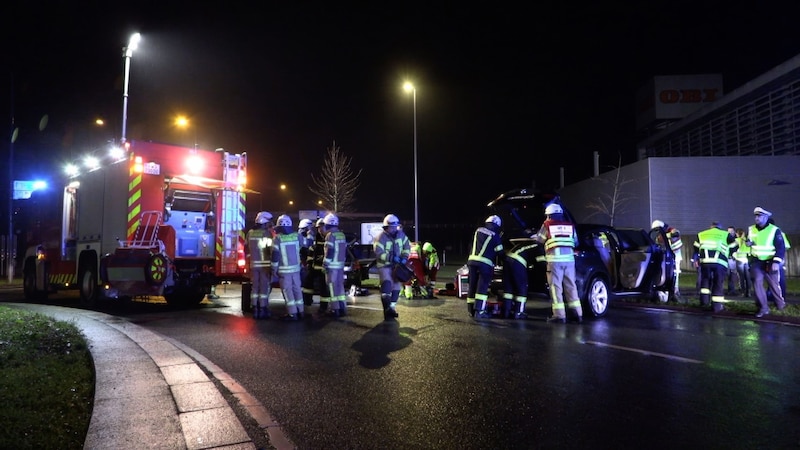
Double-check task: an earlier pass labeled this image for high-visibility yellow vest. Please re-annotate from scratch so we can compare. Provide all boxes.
[696,227,729,267]
[748,224,779,261]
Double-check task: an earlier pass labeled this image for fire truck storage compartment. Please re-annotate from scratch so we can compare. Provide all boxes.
[164,188,214,258]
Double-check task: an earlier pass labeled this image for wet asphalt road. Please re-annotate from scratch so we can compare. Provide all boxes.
[4,285,800,449]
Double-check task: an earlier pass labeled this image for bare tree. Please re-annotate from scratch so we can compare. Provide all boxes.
[584,153,637,226]
[309,141,362,213]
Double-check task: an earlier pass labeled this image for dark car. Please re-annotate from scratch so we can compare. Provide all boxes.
[487,188,676,317]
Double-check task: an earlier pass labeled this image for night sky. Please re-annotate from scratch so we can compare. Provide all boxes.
[5,2,800,230]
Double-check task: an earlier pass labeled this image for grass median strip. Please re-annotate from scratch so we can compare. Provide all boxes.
[0,307,94,449]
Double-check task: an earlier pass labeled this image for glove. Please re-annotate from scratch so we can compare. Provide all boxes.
[392,256,402,264]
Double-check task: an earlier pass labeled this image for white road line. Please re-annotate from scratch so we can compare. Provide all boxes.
[584,340,704,364]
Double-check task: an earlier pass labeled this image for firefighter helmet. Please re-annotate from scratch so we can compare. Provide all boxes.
[277,214,292,227]
[299,218,314,230]
[255,211,273,225]
[383,214,400,227]
[422,242,435,253]
[485,215,501,227]
[544,204,563,215]
[323,213,339,226]
[651,220,665,229]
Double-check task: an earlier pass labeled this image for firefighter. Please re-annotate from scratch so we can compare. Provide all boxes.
[421,241,440,299]
[748,207,787,317]
[303,218,331,314]
[501,239,537,319]
[298,218,315,299]
[694,221,734,313]
[246,211,275,319]
[373,213,411,320]
[651,219,684,302]
[298,218,315,261]
[403,241,427,299]
[272,214,305,321]
[466,215,503,319]
[321,213,348,317]
[532,204,581,323]
[733,228,751,297]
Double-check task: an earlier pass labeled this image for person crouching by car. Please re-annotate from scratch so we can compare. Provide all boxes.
[403,241,427,299]
[421,242,441,299]
[373,214,411,320]
[532,204,582,324]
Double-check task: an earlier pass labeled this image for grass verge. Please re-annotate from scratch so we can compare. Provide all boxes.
[0,307,94,449]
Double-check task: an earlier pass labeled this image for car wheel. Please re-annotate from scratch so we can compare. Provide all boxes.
[585,276,610,317]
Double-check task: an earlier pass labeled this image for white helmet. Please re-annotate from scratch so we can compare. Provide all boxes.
[323,213,339,226]
[544,204,563,215]
[383,214,400,227]
[255,211,273,225]
[651,220,665,229]
[485,215,501,227]
[277,214,292,227]
[316,218,325,228]
[299,218,314,230]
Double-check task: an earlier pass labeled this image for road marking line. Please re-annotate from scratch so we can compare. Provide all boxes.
[584,340,704,364]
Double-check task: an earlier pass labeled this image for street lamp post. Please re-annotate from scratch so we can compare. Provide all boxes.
[120,32,140,144]
[403,82,419,243]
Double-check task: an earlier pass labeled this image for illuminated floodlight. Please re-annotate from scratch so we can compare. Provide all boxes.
[186,154,204,174]
[84,156,100,170]
[65,164,79,177]
[109,145,126,161]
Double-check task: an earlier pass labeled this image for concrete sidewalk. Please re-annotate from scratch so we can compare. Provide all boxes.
[5,303,295,450]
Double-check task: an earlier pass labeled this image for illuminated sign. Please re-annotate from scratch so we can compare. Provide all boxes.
[144,162,160,175]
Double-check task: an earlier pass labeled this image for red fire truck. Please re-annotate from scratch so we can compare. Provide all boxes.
[22,141,252,306]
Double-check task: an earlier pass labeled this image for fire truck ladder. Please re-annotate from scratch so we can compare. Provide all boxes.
[218,152,246,275]
[128,211,165,252]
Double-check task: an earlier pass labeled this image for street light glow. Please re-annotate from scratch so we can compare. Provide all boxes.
[128,32,141,52]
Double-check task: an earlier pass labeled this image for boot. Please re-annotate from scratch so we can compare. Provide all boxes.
[262,307,271,319]
[339,301,347,316]
[467,302,475,317]
[513,301,527,320]
[474,300,491,319]
[318,301,329,315]
[253,306,261,319]
[425,288,436,300]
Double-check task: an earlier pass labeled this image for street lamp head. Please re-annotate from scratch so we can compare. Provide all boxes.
[128,33,141,51]
[403,81,415,93]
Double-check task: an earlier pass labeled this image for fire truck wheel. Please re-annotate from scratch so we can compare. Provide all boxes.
[79,266,99,306]
[145,254,168,286]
